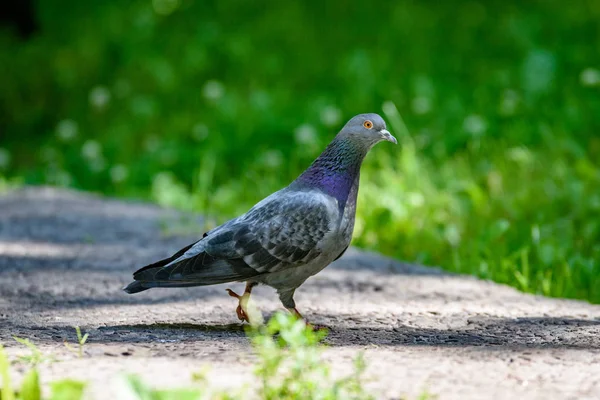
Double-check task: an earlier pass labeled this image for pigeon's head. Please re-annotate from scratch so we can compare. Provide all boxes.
[339,113,397,147]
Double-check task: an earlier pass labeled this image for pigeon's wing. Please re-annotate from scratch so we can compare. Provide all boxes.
[132,190,336,286]
[233,189,336,273]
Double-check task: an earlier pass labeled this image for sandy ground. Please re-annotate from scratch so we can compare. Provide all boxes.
[1,187,600,399]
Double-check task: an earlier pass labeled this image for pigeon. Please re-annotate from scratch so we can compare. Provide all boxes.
[124,113,396,323]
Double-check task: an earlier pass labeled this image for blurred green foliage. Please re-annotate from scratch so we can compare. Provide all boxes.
[1,0,600,301]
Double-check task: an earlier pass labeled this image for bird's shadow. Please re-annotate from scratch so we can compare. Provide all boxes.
[110,322,247,333]
[5,315,600,353]
[89,322,250,344]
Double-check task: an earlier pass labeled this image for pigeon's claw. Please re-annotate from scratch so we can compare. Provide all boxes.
[226,285,254,323]
[287,307,322,331]
[235,304,249,322]
[289,307,311,328]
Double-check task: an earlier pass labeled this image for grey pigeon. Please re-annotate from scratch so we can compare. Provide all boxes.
[124,113,396,323]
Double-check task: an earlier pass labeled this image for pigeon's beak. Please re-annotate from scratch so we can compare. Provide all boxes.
[379,129,397,144]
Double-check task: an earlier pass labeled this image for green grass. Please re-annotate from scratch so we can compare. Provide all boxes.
[360,104,600,301]
[1,0,599,302]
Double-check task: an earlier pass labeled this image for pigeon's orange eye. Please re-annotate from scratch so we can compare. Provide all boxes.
[363,120,373,129]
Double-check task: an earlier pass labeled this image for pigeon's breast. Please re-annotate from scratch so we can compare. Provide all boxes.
[315,192,354,257]
[336,173,360,245]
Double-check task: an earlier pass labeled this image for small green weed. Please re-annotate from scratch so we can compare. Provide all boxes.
[1,343,86,400]
[248,312,373,400]
[0,345,16,400]
[49,380,86,400]
[63,327,89,359]
[12,337,44,367]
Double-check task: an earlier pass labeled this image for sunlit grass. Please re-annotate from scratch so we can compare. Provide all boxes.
[354,103,600,302]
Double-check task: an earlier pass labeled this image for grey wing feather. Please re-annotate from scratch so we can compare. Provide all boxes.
[132,190,334,287]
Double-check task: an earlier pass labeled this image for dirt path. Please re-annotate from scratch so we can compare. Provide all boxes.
[1,187,600,399]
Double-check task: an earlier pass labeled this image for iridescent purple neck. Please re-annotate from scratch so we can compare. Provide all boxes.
[291,137,367,208]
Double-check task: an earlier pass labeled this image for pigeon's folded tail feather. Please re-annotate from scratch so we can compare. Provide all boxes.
[122,280,149,294]
[124,280,214,293]
[132,239,200,276]
[124,241,263,293]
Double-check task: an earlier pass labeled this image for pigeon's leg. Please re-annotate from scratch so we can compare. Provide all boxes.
[286,307,321,331]
[279,290,322,330]
[226,282,257,323]
[279,289,308,323]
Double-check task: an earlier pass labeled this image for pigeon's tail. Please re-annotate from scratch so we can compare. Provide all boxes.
[123,239,200,295]
[123,233,261,295]
[123,281,149,294]
[123,278,204,293]
[123,261,211,293]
